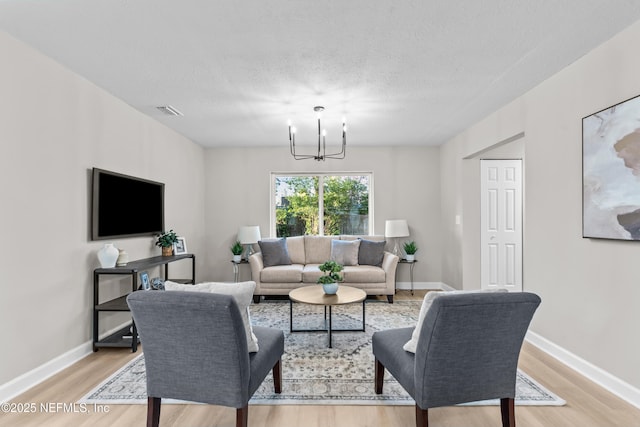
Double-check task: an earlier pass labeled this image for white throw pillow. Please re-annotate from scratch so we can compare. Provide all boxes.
[403,288,507,353]
[164,280,260,352]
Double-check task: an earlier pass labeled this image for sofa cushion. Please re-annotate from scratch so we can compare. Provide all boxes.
[260,264,303,283]
[304,236,333,264]
[358,239,386,266]
[342,265,385,283]
[302,264,323,283]
[330,239,360,266]
[258,238,292,267]
[164,280,259,353]
[286,236,306,265]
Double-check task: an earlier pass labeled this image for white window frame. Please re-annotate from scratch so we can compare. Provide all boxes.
[270,172,374,237]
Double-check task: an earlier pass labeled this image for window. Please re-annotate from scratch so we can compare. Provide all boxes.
[271,173,373,237]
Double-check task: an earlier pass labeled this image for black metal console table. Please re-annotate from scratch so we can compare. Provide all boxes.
[93,254,195,352]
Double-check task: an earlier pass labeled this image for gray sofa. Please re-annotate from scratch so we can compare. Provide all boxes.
[249,235,399,303]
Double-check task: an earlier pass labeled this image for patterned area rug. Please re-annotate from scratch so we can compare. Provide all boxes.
[79,299,565,406]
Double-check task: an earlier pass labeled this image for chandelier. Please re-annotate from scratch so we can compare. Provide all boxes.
[288,106,346,161]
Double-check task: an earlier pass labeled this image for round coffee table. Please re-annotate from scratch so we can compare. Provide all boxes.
[289,285,366,348]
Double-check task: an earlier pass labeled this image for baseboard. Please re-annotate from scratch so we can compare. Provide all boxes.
[395,281,448,291]
[1,321,133,403]
[0,340,93,403]
[526,331,640,410]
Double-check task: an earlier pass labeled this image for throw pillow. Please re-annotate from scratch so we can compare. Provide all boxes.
[358,239,386,266]
[402,288,508,353]
[164,280,260,353]
[330,239,360,266]
[258,238,292,267]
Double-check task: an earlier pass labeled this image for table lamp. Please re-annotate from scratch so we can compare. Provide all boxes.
[385,219,409,256]
[238,226,261,260]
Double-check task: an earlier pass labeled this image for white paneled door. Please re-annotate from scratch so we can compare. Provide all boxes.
[480,160,523,292]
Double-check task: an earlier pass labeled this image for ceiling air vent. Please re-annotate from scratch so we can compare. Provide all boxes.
[156,105,184,116]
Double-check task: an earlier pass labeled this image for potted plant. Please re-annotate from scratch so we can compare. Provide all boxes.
[403,241,418,262]
[317,260,344,294]
[155,230,178,256]
[231,240,244,263]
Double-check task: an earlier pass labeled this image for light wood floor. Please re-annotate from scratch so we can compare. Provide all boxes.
[2,290,639,427]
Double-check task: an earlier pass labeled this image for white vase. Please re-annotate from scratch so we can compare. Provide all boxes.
[405,254,415,262]
[322,283,339,295]
[98,243,119,268]
[233,254,242,263]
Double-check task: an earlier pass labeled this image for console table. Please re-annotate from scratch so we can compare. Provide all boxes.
[93,254,195,352]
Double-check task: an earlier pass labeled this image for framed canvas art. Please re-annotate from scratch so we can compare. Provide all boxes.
[583,94,640,240]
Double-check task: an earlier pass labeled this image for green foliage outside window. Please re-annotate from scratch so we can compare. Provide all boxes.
[275,175,370,237]
[323,176,369,235]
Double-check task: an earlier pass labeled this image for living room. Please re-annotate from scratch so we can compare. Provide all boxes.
[2,2,640,426]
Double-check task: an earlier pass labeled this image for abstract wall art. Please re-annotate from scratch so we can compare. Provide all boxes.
[583,94,640,240]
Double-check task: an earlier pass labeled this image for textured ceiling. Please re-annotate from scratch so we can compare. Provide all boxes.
[2,1,640,148]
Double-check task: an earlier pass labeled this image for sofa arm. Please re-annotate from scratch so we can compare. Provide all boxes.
[381,251,399,274]
[382,252,399,296]
[248,252,264,284]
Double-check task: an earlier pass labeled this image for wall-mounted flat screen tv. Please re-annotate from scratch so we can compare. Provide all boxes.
[91,168,165,240]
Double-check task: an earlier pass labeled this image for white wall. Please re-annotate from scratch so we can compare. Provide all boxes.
[0,31,205,388]
[203,146,441,285]
[440,21,640,394]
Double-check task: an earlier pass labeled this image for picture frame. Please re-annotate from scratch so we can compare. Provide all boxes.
[583,93,640,240]
[140,271,151,290]
[173,237,187,255]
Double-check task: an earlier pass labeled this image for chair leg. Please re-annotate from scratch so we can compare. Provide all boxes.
[236,406,249,427]
[374,358,385,394]
[273,359,282,394]
[147,397,161,427]
[387,295,394,303]
[415,405,429,427]
[500,397,515,427]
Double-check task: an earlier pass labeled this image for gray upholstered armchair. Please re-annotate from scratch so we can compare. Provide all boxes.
[373,291,541,427]
[127,290,284,427]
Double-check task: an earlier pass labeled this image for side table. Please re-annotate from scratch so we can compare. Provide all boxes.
[398,259,417,295]
[231,259,249,282]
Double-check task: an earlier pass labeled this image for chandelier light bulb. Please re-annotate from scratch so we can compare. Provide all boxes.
[322,129,327,136]
[291,127,297,134]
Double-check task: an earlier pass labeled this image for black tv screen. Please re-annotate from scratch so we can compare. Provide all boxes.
[91,168,165,240]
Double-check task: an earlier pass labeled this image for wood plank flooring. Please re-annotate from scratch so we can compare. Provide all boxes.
[1,290,639,427]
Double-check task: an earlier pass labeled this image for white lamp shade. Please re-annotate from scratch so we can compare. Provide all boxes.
[385,220,409,238]
[238,226,261,244]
